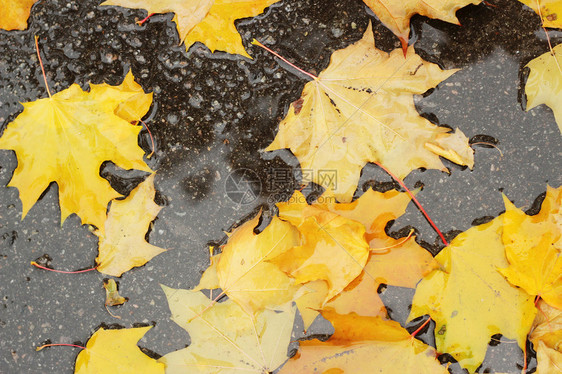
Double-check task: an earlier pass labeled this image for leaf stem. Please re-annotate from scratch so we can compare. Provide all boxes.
[374,162,448,247]
[34,36,52,98]
[410,316,431,338]
[371,229,414,254]
[470,142,503,157]
[400,38,408,57]
[36,343,85,351]
[188,290,226,323]
[139,119,155,158]
[105,304,121,319]
[252,39,318,81]
[137,13,155,26]
[254,38,447,246]
[31,261,98,274]
[522,342,528,373]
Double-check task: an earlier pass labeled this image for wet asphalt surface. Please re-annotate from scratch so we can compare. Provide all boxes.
[0,0,561,372]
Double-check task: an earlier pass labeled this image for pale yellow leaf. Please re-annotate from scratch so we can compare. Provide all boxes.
[159,286,296,373]
[531,300,562,350]
[213,212,300,315]
[96,174,166,277]
[266,23,473,202]
[525,43,562,133]
[536,341,562,374]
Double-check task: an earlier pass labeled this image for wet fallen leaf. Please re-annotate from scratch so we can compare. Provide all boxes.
[75,326,164,373]
[103,278,127,306]
[531,300,562,349]
[0,71,152,230]
[299,189,438,323]
[0,0,39,30]
[317,189,438,305]
[95,174,166,277]
[362,0,480,50]
[525,43,562,133]
[314,188,414,246]
[102,0,212,44]
[101,0,279,57]
[498,186,562,309]
[265,23,473,202]
[409,215,536,373]
[535,340,562,374]
[159,286,296,373]
[195,211,300,315]
[293,280,330,330]
[279,309,447,373]
[326,238,437,319]
[530,299,562,373]
[519,0,562,28]
[272,191,370,304]
[196,188,435,329]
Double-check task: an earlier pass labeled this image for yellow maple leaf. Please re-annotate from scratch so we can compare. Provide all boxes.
[314,188,413,244]
[519,0,562,29]
[193,189,434,330]
[101,0,279,57]
[362,0,480,50]
[95,174,166,277]
[295,238,437,328]
[409,215,537,373]
[195,211,300,315]
[0,0,38,30]
[536,340,562,374]
[265,23,473,202]
[279,309,447,374]
[498,186,562,308]
[293,280,330,329]
[326,239,437,318]
[159,286,296,373]
[75,326,165,373]
[530,300,562,366]
[293,189,437,326]
[525,43,562,134]
[271,191,370,304]
[0,71,152,230]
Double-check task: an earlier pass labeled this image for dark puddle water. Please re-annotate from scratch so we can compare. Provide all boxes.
[0,0,560,372]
